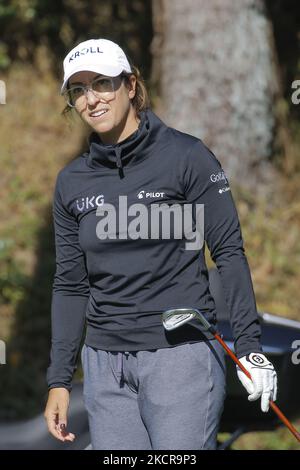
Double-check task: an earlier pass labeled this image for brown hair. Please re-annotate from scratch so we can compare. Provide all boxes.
[61,64,150,117]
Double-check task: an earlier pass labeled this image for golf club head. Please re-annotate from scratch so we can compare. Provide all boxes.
[162,307,212,332]
[162,308,196,331]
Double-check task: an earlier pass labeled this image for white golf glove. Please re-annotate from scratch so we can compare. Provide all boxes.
[236,353,278,412]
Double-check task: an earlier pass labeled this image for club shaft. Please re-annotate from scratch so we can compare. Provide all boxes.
[269,401,300,442]
[214,332,300,443]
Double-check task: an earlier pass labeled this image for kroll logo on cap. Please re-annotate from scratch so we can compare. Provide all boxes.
[61,39,132,93]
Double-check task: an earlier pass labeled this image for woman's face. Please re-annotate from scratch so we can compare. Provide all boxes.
[68,70,139,144]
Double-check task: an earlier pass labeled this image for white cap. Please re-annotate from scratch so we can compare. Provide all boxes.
[61,38,132,93]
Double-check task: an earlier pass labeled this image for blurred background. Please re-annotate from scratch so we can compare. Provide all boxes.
[0,0,299,450]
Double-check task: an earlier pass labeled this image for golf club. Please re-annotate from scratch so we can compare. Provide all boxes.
[162,307,300,443]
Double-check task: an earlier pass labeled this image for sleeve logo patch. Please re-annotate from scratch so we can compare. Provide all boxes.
[218,187,230,194]
[210,171,228,184]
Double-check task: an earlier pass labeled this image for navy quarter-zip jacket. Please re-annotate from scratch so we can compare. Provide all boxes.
[47,108,262,390]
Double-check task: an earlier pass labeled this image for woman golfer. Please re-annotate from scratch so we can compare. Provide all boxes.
[44,38,277,450]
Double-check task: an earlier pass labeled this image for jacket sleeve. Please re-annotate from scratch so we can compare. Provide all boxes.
[46,173,90,391]
[183,140,263,358]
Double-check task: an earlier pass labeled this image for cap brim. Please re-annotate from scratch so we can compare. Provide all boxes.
[60,64,125,94]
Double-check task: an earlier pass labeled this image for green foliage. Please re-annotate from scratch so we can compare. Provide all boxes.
[0,238,27,306]
[219,425,300,450]
[0,0,153,79]
[0,3,17,21]
[0,221,56,420]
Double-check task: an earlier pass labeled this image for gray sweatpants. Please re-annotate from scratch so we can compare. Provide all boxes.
[81,340,226,450]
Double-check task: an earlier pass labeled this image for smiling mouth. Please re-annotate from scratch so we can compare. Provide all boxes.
[90,109,109,119]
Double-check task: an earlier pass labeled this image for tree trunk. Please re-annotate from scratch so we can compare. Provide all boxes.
[151,0,281,193]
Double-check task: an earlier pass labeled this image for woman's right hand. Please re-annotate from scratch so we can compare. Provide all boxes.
[44,387,75,442]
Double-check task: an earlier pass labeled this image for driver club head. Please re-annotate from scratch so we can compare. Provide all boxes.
[162,307,212,332]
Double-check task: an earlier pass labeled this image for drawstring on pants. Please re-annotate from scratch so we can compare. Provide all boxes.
[116,351,130,387]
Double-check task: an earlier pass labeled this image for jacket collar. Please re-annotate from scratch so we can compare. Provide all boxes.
[85,109,168,177]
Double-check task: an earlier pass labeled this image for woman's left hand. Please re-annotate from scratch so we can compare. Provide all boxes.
[236,353,278,412]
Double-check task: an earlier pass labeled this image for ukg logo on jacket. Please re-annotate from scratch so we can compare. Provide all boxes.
[76,194,104,212]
